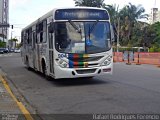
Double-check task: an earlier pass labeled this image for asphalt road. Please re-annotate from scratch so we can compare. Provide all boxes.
[0,53,160,119]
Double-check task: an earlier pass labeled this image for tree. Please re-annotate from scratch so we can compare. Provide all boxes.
[74,0,106,8]
[16,43,22,49]
[143,22,160,51]
[118,3,148,46]
[73,1,151,48]
[105,4,119,24]
[11,38,18,42]
[0,41,6,47]
[9,38,18,48]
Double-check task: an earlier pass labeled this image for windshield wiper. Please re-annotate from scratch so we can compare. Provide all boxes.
[90,20,99,33]
[68,20,81,33]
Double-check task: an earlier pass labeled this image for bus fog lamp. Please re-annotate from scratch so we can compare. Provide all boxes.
[56,59,68,68]
[62,63,67,68]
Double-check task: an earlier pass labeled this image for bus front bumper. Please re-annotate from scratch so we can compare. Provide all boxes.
[54,65,113,79]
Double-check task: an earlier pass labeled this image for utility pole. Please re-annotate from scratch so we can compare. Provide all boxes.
[10,31,14,49]
[117,17,120,52]
[11,31,14,40]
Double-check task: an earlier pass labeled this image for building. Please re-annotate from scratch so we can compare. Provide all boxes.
[0,36,6,41]
[0,0,9,42]
[149,7,160,24]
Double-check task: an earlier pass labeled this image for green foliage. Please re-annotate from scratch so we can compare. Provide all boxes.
[16,43,22,49]
[0,41,6,47]
[74,0,106,7]
[11,38,18,42]
[149,44,160,52]
[104,4,119,24]
[143,22,160,50]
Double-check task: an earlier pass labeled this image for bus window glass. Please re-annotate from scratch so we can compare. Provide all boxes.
[43,20,47,43]
[29,28,32,45]
[55,22,111,54]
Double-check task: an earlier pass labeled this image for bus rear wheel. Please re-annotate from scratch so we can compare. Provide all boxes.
[26,56,30,70]
[42,61,50,80]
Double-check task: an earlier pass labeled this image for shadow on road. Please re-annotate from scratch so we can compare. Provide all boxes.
[25,67,110,87]
[49,77,109,87]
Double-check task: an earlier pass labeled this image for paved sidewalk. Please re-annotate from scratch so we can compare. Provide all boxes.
[0,71,31,120]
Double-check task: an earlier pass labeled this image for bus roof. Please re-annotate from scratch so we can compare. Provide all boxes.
[22,7,110,31]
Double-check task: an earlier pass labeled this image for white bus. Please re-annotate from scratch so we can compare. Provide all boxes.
[21,7,114,79]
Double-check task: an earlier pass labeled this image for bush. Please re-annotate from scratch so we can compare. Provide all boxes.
[0,41,6,47]
[149,46,160,52]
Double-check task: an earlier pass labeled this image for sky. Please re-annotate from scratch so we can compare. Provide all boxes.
[9,0,160,42]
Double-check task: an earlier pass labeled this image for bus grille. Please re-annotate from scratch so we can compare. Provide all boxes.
[76,69,96,74]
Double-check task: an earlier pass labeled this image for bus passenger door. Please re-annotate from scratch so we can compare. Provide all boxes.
[48,24,54,75]
[35,23,43,72]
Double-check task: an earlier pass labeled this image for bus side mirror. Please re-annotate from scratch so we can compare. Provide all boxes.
[49,23,54,33]
[110,25,115,42]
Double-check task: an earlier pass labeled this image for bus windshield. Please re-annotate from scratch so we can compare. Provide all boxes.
[55,21,111,54]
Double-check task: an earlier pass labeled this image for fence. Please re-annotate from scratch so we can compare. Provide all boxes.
[114,52,160,66]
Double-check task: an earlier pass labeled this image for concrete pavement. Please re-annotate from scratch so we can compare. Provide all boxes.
[0,69,33,120]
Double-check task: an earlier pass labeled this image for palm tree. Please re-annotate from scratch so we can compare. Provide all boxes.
[74,0,106,8]
[119,3,148,46]
[105,4,119,24]
[104,4,120,47]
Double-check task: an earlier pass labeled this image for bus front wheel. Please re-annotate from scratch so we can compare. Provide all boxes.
[26,56,30,70]
[42,60,49,79]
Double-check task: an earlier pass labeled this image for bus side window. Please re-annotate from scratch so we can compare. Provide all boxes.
[55,23,68,49]
[36,25,39,43]
[29,28,32,45]
[21,32,24,45]
[36,22,43,43]
[32,31,36,48]
[23,32,27,45]
[43,20,47,43]
[26,30,29,44]
[40,32,43,43]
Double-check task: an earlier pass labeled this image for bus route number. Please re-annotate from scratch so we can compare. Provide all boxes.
[58,54,68,58]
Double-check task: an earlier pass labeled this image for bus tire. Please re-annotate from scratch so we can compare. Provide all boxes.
[26,56,30,70]
[42,60,48,79]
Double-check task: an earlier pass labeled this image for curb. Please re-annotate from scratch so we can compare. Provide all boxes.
[0,75,34,120]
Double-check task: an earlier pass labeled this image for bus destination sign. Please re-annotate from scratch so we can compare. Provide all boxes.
[55,9,109,20]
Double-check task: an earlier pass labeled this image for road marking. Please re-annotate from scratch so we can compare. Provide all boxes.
[0,75,34,120]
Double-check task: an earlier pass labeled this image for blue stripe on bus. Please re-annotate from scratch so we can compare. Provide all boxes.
[69,60,74,68]
[68,54,74,60]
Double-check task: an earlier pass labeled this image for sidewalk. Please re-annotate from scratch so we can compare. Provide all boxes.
[0,71,32,120]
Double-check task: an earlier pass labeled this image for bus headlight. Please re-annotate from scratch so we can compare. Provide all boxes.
[56,59,68,68]
[101,56,112,66]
